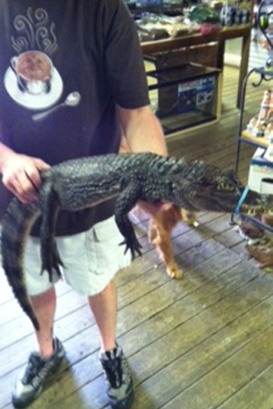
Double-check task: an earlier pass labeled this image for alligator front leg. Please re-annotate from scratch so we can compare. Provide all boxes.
[39,187,63,281]
[114,183,142,260]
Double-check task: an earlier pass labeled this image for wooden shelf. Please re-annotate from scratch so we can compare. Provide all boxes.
[141,23,253,108]
[241,130,270,148]
[219,24,252,41]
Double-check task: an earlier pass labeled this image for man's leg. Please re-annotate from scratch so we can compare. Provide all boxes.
[88,280,134,409]
[88,280,117,351]
[12,287,65,409]
[30,286,56,357]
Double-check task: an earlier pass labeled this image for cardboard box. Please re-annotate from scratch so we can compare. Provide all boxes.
[177,75,216,113]
[248,148,273,194]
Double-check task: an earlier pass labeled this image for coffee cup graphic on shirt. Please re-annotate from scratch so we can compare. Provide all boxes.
[11,51,53,95]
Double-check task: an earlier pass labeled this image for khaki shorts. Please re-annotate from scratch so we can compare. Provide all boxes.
[24,217,131,296]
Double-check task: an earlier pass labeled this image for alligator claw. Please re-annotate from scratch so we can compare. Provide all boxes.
[120,239,142,260]
[41,240,64,281]
[41,257,64,281]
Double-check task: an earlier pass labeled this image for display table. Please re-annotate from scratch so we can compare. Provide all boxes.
[141,25,252,108]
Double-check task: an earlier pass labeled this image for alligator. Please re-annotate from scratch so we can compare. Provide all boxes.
[2,152,273,331]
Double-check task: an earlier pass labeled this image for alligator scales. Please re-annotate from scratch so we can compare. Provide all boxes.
[2,152,273,330]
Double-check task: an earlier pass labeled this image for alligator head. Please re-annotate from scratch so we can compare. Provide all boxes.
[171,161,273,215]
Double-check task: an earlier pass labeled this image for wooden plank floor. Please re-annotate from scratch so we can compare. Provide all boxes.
[1,65,273,409]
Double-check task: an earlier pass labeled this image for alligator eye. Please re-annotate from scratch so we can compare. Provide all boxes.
[198,177,211,187]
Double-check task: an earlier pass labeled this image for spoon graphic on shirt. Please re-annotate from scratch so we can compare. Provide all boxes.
[32,92,81,121]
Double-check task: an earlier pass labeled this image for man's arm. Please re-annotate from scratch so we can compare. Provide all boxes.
[0,142,49,203]
[117,105,168,156]
[117,104,171,215]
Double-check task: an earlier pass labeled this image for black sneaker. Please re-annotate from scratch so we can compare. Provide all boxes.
[12,337,65,408]
[100,345,134,409]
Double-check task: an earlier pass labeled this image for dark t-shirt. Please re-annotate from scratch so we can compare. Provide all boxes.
[0,0,149,235]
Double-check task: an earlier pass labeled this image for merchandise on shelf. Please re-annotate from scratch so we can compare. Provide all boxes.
[135,13,199,42]
[246,88,273,139]
[252,0,273,67]
[248,147,273,194]
[220,1,251,26]
[188,4,221,24]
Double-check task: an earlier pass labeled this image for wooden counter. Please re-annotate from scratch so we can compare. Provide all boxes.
[141,25,252,108]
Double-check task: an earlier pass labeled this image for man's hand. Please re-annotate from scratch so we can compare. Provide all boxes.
[1,152,50,203]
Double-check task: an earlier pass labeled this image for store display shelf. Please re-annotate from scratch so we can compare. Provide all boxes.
[234,0,273,236]
[240,130,270,148]
[240,213,273,234]
[158,110,217,134]
[234,65,273,233]
[147,62,221,135]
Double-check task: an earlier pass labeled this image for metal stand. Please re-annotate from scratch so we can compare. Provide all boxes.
[235,67,273,173]
[230,0,273,228]
[232,66,273,229]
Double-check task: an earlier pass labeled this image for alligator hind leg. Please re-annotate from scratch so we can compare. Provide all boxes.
[39,188,63,281]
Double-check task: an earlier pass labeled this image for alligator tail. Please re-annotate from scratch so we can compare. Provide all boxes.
[1,198,40,331]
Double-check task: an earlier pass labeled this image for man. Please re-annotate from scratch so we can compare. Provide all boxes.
[0,1,168,408]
